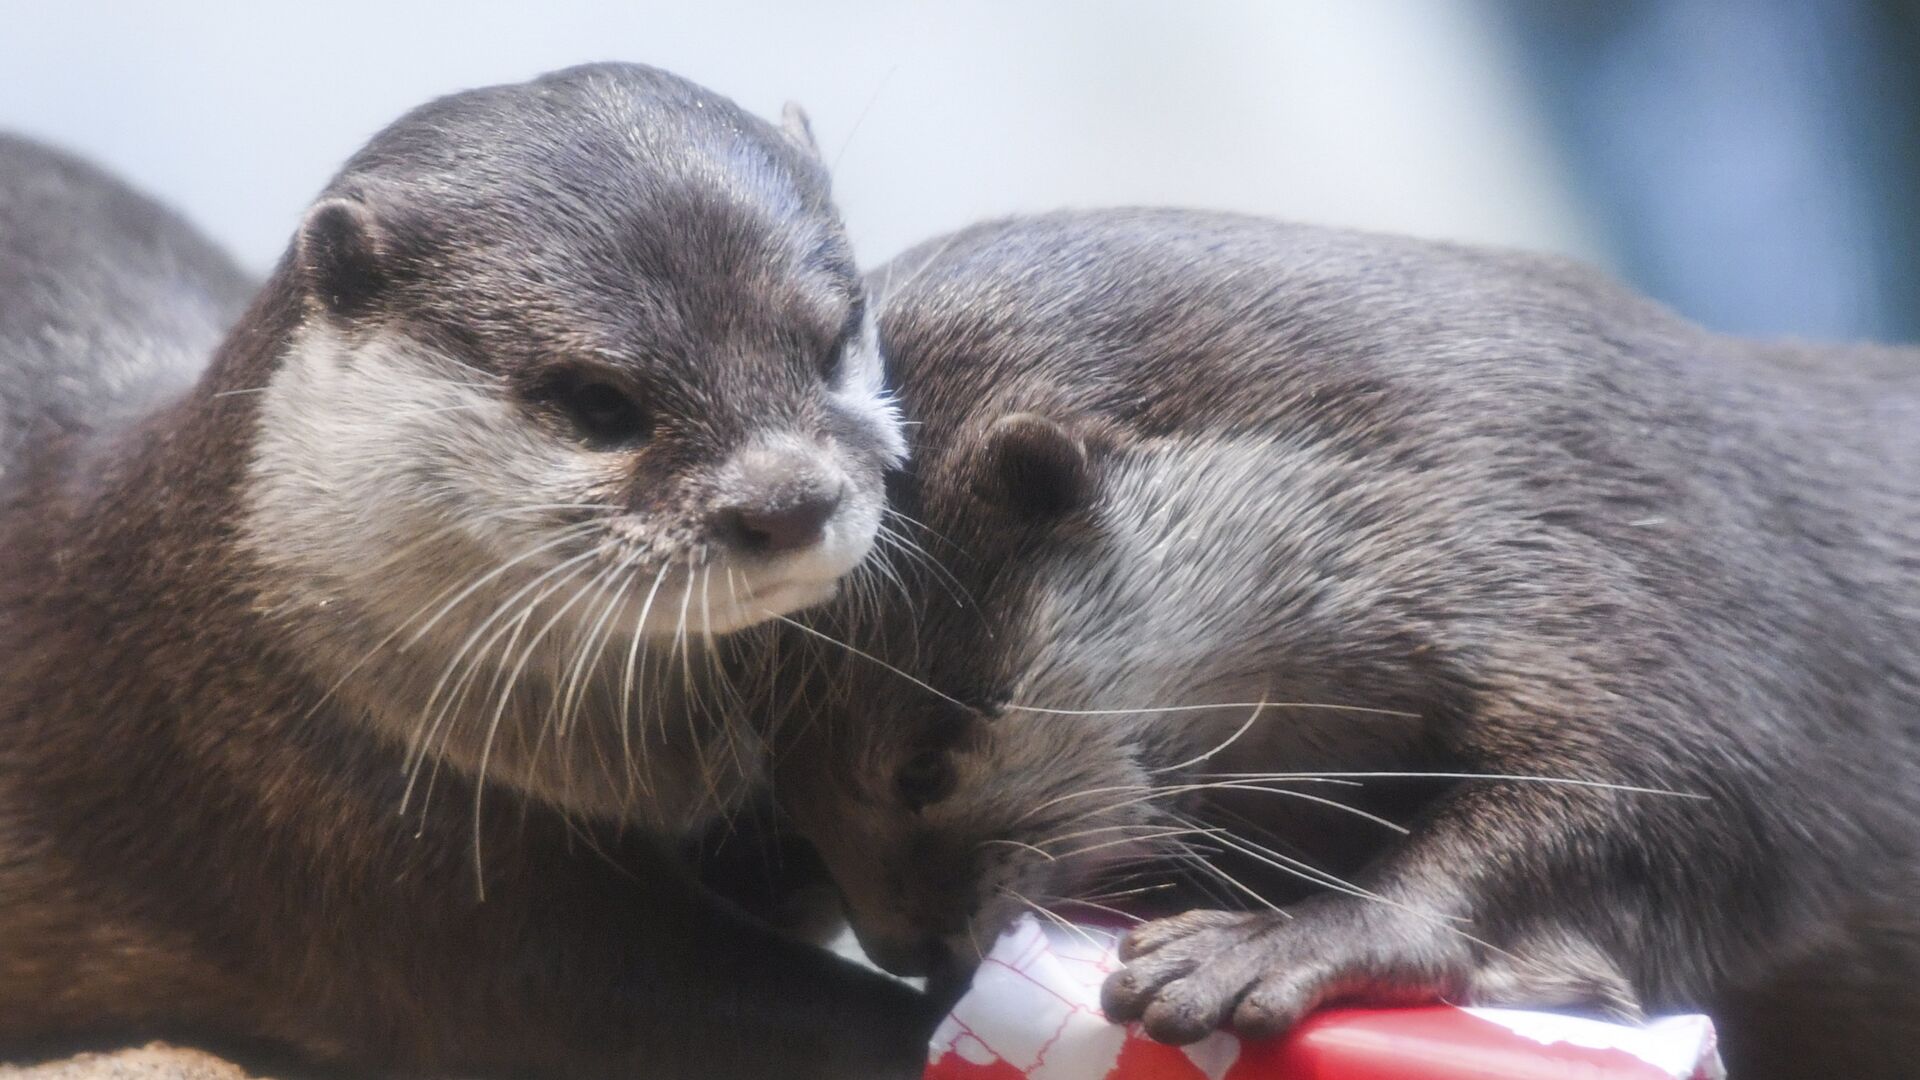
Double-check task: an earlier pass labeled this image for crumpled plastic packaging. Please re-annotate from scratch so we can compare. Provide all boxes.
[926,916,1725,1080]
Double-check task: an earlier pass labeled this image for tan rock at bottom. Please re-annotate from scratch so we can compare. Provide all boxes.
[0,1044,262,1080]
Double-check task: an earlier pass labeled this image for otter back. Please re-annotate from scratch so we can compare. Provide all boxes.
[0,135,253,480]
[773,209,1920,1080]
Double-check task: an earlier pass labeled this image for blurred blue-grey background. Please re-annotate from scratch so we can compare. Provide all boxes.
[5,0,1916,343]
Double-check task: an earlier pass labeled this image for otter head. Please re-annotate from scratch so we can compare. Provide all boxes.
[236,63,904,825]
[776,213,1547,977]
[780,410,1290,981]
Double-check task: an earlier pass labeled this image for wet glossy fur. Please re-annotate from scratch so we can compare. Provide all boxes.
[775,210,1920,1078]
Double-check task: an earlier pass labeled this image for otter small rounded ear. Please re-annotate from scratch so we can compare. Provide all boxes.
[296,196,389,318]
[974,412,1090,519]
[781,101,822,159]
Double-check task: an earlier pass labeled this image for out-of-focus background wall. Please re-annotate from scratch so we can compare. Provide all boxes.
[5,0,1916,343]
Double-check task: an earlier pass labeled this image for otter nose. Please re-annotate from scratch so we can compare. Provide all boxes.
[715,491,841,554]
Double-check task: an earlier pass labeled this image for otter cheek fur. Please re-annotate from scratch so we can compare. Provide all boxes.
[0,68,927,1078]
[775,209,1920,1078]
[237,68,904,825]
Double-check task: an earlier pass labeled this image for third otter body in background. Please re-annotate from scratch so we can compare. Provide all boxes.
[777,209,1920,1077]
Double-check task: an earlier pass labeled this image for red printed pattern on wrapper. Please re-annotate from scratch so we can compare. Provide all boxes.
[930,1011,1699,1080]
[925,917,1725,1080]
[1230,1007,1692,1080]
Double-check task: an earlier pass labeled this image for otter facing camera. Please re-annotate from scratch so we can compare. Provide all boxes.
[974,412,1090,519]
[296,196,389,318]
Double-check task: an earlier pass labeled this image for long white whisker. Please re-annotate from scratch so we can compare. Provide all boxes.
[1003,889,1103,953]
[1195,771,1707,799]
[1154,698,1267,775]
[767,613,970,709]
[1163,808,1409,910]
[1052,827,1226,862]
[404,540,604,759]
[539,559,632,805]
[1031,896,1145,925]
[468,541,622,898]
[1105,781,1412,836]
[1036,821,1220,850]
[402,522,606,650]
[1008,701,1417,720]
[617,562,672,803]
[978,838,1055,862]
[882,504,975,565]
[401,541,610,811]
[873,517,970,610]
[307,519,601,724]
[1166,848,1281,914]
[1014,775,1361,828]
[1076,881,1178,904]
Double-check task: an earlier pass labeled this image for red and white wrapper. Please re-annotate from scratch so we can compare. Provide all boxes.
[926,917,1724,1080]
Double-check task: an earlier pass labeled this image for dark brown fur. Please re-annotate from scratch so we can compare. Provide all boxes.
[0,69,927,1077]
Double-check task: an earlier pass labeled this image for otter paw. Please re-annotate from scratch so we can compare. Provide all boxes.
[1101,903,1473,1045]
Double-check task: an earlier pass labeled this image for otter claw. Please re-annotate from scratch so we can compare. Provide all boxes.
[1102,902,1641,1045]
[1103,903,1471,1044]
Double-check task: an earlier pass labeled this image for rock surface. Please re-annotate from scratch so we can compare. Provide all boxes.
[0,1045,261,1080]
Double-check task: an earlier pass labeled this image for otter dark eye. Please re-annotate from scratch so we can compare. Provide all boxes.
[817,342,846,382]
[896,750,956,812]
[543,373,650,448]
[818,298,865,383]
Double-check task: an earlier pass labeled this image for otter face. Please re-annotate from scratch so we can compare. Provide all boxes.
[782,420,1325,979]
[236,64,903,822]
[247,68,899,643]
[783,692,1173,981]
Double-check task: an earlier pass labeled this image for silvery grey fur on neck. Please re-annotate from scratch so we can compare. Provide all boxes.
[775,209,1920,1079]
[0,64,925,1078]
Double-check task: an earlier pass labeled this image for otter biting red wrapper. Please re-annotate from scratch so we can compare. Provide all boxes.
[925,917,1723,1080]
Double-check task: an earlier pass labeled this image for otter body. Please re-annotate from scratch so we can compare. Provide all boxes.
[776,210,1920,1077]
[0,135,254,476]
[0,67,923,1077]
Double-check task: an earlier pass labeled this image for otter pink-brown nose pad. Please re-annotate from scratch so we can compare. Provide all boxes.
[715,492,840,554]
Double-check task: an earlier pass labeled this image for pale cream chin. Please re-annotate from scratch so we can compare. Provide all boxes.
[644,576,840,637]
[734,576,841,623]
[654,512,878,635]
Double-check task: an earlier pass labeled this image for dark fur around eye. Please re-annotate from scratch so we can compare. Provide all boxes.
[896,749,957,812]
[528,368,652,448]
[817,295,866,382]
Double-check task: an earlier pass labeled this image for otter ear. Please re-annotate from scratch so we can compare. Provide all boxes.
[780,101,822,159]
[974,413,1091,519]
[296,195,389,319]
